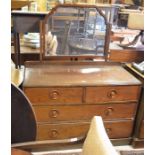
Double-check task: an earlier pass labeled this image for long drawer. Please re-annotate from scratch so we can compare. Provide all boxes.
[24,87,83,105]
[85,86,141,103]
[34,103,137,122]
[36,120,134,140]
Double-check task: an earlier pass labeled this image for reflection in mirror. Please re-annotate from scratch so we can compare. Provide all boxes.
[42,5,110,59]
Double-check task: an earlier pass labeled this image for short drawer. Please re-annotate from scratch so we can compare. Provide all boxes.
[24,87,83,105]
[36,120,134,140]
[34,103,137,122]
[85,86,141,103]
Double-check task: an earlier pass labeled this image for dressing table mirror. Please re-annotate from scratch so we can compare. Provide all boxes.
[40,4,111,61]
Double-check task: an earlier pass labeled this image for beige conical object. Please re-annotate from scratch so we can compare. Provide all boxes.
[11,60,24,87]
[82,116,118,155]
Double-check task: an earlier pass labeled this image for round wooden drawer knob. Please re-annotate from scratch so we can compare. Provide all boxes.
[49,129,59,138]
[49,109,59,118]
[49,90,60,100]
[104,107,114,116]
[107,90,117,99]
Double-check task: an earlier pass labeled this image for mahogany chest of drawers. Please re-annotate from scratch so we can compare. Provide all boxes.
[23,61,141,144]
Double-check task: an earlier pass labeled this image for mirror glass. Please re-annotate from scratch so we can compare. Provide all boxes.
[42,5,108,58]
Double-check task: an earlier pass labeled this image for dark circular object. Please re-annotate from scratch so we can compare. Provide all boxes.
[11,83,36,144]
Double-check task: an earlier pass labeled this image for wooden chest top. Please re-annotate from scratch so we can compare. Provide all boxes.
[23,62,141,87]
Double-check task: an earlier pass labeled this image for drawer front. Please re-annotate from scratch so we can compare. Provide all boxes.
[36,120,134,140]
[24,87,83,105]
[85,86,140,103]
[105,120,134,139]
[37,122,89,140]
[34,103,137,122]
